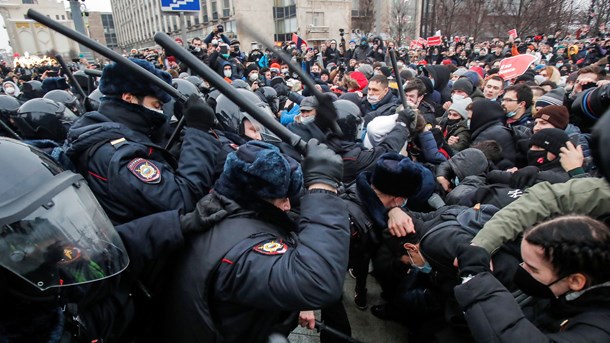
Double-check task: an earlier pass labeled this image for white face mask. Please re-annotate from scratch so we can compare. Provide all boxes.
[301,115,315,124]
[452,94,466,102]
[4,87,14,95]
[224,69,232,78]
[249,73,259,81]
[367,94,381,105]
[281,68,289,74]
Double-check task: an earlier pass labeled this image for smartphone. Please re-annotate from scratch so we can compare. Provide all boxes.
[219,45,228,55]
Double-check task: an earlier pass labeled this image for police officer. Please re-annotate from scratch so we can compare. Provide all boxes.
[63,58,220,224]
[157,139,350,343]
[0,138,212,342]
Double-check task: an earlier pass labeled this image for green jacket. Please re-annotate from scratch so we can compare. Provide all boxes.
[472,177,610,253]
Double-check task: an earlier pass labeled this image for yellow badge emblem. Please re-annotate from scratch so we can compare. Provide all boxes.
[253,240,288,255]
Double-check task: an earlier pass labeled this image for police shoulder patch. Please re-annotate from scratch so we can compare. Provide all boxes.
[253,240,288,255]
[128,158,161,184]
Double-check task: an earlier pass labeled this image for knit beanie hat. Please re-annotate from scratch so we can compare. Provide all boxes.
[533,105,569,129]
[535,88,565,108]
[245,63,259,76]
[214,141,303,201]
[452,78,474,95]
[357,64,374,79]
[370,153,435,200]
[448,98,473,120]
[529,128,569,155]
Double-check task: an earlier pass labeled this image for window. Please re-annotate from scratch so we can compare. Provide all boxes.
[22,0,35,4]
[56,15,60,20]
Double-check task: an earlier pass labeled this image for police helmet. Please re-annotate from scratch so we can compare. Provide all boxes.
[21,80,44,99]
[258,86,279,115]
[12,98,78,142]
[334,99,364,141]
[43,89,83,116]
[172,78,200,97]
[87,88,104,111]
[0,138,129,291]
[215,88,277,140]
[72,70,90,91]
[0,94,21,118]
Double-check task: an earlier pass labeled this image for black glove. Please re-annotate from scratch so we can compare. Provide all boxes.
[313,93,341,135]
[182,93,217,131]
[179,194,233,235]
[456,244,491,278]
[509,165,539,189]
[302,138,343,189]
[396,107,417,136]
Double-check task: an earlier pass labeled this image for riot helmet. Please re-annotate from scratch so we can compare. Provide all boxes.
[334,99,364,141]
[12,98,78,142]
[0,138,129,291]
[87,88,104,111]
[72,70,90,92]
[257,86,279,115]
[43,89,84,116]
[21,80,44,100]
[172,78,200,97]
[215,88,279,141]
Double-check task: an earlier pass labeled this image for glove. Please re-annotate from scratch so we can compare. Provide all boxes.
[179,194,233,235]
[302,138,343,189]
[396,107,417,136]
[313,93,340,135]
[182,93,217,131]
[456,244,491,278]
[509,165,539,189]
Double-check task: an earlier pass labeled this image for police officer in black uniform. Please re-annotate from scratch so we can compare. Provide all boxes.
[157,139,350,343]
[63,58,220,224]
[0,138,212,342]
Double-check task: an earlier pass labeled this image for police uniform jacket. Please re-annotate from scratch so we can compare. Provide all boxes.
[64,97,220,224]
[157,190,350,343]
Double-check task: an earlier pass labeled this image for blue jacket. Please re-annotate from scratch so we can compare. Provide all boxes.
[64,97,220,224]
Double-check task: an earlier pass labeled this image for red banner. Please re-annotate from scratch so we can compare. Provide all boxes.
[427,36,442,46]
[498,54,538,80]
[507,29,518,38]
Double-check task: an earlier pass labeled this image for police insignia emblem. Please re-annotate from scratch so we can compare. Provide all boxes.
[253,240,288,255]
[128,158,161,183]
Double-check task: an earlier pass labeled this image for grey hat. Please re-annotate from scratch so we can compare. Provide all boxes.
[357,64,374,79]
[448,98,473,120]
[535,88,565,108]
[453,68,468,77]
[300,96,318,111]
[452,78,474,95]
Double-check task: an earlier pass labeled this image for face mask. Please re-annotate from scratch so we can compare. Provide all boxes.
[361,42,367,47]
[301,115,315,125]
[556,63,563,68]
[474,49,481,54]
[222,53,230,59]
[527,150,548,166]
[249,73,259,81]
[224,69,232,78]
[211,39,219,46]
[374,71,382,76]
[513,265,564,299]
[281,68,289,74]
[145,106,165,115]
[5,87,14,94]
[446,118,462,126]
[194,47,201,52]
[452,94,466,102]
[506,110,517,118]
[408,251,432,274]
[367,94,381,105]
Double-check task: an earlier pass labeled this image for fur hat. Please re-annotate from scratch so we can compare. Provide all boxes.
[99,58,173,103]
[214,141,303,201]
[41,77,70,93]
[533,105,569,129]
[370,153,435,200]
[452,78,474,95]
[529,128,569,155]
[535,88,565,108]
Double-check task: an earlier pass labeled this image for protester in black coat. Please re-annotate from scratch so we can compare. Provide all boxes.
[469,100,516,168]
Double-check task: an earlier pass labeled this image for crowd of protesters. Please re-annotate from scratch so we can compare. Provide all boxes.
[1,20,610,343]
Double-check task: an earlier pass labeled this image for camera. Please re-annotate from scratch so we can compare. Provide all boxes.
[339,28,345,37]
[217,24,224,33]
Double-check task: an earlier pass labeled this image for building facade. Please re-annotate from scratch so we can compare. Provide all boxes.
[0,0,80,57]
[109,0,352,50]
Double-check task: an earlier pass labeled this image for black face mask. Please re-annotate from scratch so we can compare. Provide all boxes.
[513,265,564,299]
[527,150,549,166]
[446,118,462,126]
